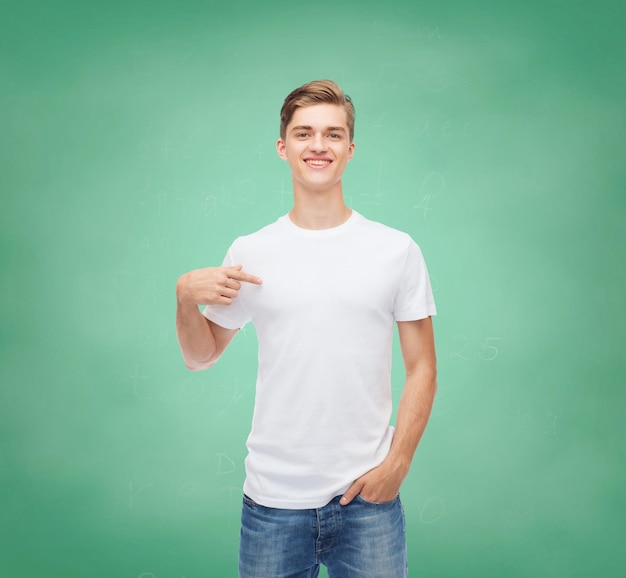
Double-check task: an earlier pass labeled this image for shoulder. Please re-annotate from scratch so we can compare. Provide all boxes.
[353,211,414,247]
[231,215,287,248]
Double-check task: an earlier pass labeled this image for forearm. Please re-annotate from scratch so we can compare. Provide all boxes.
[175,298,217,371]
[175,266,255,371]
[386,364,438,477]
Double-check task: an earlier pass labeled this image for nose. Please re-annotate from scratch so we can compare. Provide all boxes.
[309,132,326,152]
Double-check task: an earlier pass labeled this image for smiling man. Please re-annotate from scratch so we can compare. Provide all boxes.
[175,80,437,577]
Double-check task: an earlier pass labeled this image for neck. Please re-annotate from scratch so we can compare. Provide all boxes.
[289,185,351,230]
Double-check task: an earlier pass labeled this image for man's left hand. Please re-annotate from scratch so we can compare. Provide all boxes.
[339,459,406,505]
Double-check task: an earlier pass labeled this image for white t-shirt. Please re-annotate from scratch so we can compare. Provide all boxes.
[203,211,436,509]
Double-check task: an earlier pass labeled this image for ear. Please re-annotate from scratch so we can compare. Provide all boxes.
[347,140,355,161]
[276,138,288,161]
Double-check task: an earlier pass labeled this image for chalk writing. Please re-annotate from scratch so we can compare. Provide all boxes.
[217,379,246,416]
[420,496,446,524]
[176,481,199,512]
[450,334,470,360]
[221,485,241,532]
[274,179,292,213]
[130,363,152,400]
[252,143,265,159]
[203,192,218,216]
[128,481,154,509]
[219,178,257,209]
[373,112,389,128]
[414,171,445,219]
[479,337,504,361]
[132,44,156,77]
[450,335,504,362]
[516,404,558,437]
[422,64,448,93]
[177,377,206,405]
[216,453,236,476]
[414,26,444,40]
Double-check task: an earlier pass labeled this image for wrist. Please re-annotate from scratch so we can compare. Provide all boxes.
[176,277,192,305]
[384,451,411,479]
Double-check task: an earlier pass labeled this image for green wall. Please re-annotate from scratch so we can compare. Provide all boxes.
[2,0,625,576]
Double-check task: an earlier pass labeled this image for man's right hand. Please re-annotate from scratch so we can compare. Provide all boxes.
[176,264,262,307]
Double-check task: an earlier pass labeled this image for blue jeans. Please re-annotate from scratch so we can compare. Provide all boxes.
[239,494,408,578]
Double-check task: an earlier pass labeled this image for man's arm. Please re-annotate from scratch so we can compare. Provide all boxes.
[341,316,437,504]
[175,264,262,371]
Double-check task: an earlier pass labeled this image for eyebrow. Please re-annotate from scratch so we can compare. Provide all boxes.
[290,125,347,133]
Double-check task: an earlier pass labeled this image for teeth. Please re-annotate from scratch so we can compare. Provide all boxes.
[306,160,330,166]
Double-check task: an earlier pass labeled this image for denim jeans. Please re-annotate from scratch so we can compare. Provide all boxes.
[238,494,408,578]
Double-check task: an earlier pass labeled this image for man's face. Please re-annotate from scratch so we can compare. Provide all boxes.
[276,103,355,194]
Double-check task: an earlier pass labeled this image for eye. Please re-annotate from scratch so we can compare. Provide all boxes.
[296,132,309,138]
[329,133,341,139]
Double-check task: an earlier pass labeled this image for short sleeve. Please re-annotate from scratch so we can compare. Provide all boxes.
[393,239,437,321]
[201,245,251,330]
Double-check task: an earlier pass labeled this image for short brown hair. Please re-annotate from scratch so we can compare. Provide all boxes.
[279,80,355,142]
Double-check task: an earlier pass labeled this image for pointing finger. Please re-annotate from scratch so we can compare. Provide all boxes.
[226,265,262,285]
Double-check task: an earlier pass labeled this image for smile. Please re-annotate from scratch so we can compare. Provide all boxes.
[305,159,332,168]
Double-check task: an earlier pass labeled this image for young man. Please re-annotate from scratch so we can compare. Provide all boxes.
[175,80,437,578]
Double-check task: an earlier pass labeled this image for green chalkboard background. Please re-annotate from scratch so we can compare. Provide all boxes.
[2,0,625,576]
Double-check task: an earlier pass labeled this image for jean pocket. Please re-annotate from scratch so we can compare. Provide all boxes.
[354,493,399,507]
[243,494,258,507]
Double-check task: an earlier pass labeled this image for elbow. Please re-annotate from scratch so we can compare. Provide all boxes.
[430,367,438,394]
[427,358,438,386]
[407,358,437,380]
[407,363,437,393]
[185,361,212,372]
[183,354,218,372]
[185,361,209,372]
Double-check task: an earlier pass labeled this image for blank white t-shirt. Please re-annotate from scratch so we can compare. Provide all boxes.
[203,211,436,509]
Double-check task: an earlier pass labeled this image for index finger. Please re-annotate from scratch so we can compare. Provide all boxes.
[340,480,364,506]
[226,266,262,285]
